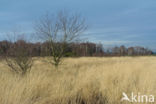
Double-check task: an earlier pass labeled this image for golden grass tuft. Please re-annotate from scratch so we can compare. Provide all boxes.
[0,57,156,104]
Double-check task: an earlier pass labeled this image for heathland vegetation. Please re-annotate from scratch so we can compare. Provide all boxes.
[0,57,156,104]
[0,11,155,104]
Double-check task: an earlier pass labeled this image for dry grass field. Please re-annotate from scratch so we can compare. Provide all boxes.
[0,57,156,104]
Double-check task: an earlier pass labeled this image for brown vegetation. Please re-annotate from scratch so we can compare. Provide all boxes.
[5,40,33,75]
[0,57,155,104]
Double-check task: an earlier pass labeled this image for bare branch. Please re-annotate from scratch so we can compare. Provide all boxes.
[35,11,87,67]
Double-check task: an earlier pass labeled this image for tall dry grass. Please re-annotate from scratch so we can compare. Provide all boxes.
[0,57,156,104]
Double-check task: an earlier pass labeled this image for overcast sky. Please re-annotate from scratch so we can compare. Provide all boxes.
[0,0,156,50]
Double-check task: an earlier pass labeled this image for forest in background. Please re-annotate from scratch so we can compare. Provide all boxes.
[0,40,153,57]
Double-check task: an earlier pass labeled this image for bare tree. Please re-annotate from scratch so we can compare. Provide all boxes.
[5,32,33,75]
[35,11,87,67]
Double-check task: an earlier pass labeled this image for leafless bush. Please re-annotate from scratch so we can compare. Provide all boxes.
[5,34,33,75]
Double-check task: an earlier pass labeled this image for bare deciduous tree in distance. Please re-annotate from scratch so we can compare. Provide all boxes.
[35,11,87,67]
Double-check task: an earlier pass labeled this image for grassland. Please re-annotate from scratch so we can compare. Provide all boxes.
[0,57,156,104]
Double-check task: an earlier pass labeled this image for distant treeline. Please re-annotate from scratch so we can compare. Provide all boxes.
[0,40,153,57]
